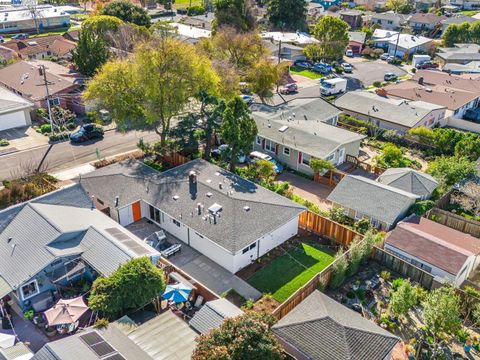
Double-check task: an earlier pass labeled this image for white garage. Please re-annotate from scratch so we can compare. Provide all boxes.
[0,87,33,131]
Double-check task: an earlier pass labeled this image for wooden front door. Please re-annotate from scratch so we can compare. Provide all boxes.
[132,201,141,222]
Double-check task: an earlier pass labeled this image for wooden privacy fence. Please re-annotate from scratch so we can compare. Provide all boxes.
[313,170,346,187]
[161,151,189,167]
[426,208,480,238]
[298,210,362,247]
[371,247,435,290]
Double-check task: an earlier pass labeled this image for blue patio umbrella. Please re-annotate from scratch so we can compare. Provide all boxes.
[161,283,191,303]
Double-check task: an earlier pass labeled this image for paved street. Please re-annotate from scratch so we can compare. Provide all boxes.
[0,129,159,181]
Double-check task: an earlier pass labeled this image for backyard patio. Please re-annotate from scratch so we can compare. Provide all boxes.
[238,236,337,303]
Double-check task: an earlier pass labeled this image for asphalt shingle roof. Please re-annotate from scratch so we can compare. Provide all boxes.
[273,291,399,360]
[79,159,305,253]
[327,175,418,225]
[189,298,243,334]
[377,168,438,197]
[335,91,445,128]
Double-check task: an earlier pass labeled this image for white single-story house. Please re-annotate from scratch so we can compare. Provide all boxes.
[0,86,33,131]
[78,159,305,274]
[385,215,480,286]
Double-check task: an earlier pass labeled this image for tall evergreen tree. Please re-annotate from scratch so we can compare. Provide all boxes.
[267,0,307,31]
[72,30,109,77]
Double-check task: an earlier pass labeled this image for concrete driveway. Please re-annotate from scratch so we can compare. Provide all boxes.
[276,172,333,212]
[0,126,48,154]
[343,59,407,88]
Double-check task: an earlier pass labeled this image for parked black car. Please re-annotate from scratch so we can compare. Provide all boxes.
[464,108,480,123]
[70,123,104,143]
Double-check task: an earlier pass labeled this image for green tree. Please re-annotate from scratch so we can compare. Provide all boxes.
[311,16,349,61]
[247,59,282,102]
[212,0,255,32]
[422,286,462,344]
[347,236,364,275]
[376,143,410,168]
[195,92,226,160]
[454,133,480,161]
[303,43,323,62]
[390,279,416,317]
[267,0,307,31]
[72,30,109,77]
[427,156,477,188]
[310,158,335,174]
[329,248,349,289]
[88,257,166,318]
[84,38,219,153]
[100,0,151,27]
[157,0,175,10]
[470,21,480,44]
[193,312,283,360]
[361,26,373,40]
[245,159,276,185]
[220,97,257,171]
[82,15,123,35]
[386,0,412,13]
[442,22,471,47]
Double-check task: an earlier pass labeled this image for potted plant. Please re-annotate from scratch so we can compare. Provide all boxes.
[23,310,34,321]
[33,314,46,328]
[45,326,57,337]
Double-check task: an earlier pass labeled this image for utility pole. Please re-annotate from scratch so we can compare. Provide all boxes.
[392,26,404,63]
[38,65,54,136]
[278,39,282,64]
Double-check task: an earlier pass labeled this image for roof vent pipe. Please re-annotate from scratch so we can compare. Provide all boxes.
[115,196,119,207]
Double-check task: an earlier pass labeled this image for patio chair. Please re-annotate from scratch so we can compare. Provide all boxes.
[193,295,204,309]
[155,230,167,242]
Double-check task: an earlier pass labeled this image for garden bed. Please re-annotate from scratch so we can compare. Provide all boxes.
[246,241,335,303]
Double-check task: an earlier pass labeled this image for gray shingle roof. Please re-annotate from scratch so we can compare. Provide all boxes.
[0,201,157,291]
[377,168,438,197]
[335,91,445,128]
[348,31,366,44]
[273,291,399,360]
[327,175,418,225]
[189,298,243,334]
[252,99,364,159]
[79,159,305,253]
[436,44,480,62]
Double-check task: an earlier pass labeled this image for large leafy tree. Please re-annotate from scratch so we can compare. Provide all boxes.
[267,0,307,31]
[220,97,257,171]
[84,38,219,152]
[427,156,477,188]
[422,286,462,345]
[390,279,416,317]
[212,0,255,32]
[192,312,284,360]
[442,21,475,47]
[100,0,151,27]
[88,257,166,318]
[386,0,412,14]
[82,14,123,34]
[72,30,109,77]
[311,16,349,61]
[247,59,284,102]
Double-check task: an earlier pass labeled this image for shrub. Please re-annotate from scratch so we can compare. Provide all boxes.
[392,278,404,291]
[93,318,110,329]
[353,218,370,234]
[329,248,349,289]
[409,200,435,216]
[49,133,70,143]
[143,159,163,172]
[40,124,52,134]
[186,5,205,15]
[373,81,382,88]
[66,121,77,131]
[380,270,391,281]
[381,129,402,144]
[0,139,9,147]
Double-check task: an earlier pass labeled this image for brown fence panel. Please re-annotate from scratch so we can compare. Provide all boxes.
[371,247,434,289]
[427,208,480,238]
[161,151,189,167]
[298,211,362,247]
[313,170,346,188]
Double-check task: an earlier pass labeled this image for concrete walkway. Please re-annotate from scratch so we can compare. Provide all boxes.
[126,220,262,301]
[277,172,333,212]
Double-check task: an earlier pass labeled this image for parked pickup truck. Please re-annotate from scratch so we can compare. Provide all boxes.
[320,78,347,96]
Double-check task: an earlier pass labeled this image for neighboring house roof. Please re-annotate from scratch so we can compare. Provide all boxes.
[389,34,432,50]
[33,312,196,360]
[272,290,399,360]
[371,12,408,23]
[189,298,243,334]
[63,29,80,42]
[348,31,367,44]
[436,43,480,62]
[327,175,418,225]
[412,69,480,92]
[444,61,480,74]
[78,159,305,253]
[170,22,211,39]
[441,15,477,27]
[252,98,364,159]
[335,91,445,128]
[0,342,32,360]
[409,12,446,24]
[384,74,480,111]
[2,35,75,58]
[260,31,319,44]
[372,28,399,40]
[377,168,438,197]
[0,86,33,116]
[385,215,480,275]
[0,61,79,101]
[0,188,158,291]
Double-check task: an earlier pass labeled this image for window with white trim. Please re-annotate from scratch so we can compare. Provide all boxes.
[173,219,181,227]
[302,153,310,167]
[283,147,290,156]
[49,97,60,106]
[265,140,275,153]
[256,136,262,145]
[21,280,39,300]
[325,153,335,162]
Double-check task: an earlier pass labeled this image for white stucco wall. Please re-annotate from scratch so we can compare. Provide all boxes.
[189,229,235,273]
[118,205,134,226]
[159,211,189,241]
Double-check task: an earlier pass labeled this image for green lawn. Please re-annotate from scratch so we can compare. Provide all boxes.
[247,243,335,303]
[458,10,479,16]
[174,0,202,8]
[289,67,324,80]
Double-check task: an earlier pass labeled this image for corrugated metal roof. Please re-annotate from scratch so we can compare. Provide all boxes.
[0,276,12,298]
[189,298,243,334]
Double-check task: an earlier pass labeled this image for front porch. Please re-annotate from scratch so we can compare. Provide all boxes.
[126,219,262,301]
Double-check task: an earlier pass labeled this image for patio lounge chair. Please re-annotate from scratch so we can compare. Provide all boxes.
[155,230,167,242]
[193,295,204,309]
[161,243,182,258]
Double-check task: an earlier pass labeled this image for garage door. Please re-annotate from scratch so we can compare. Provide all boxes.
[0,110,29,131]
